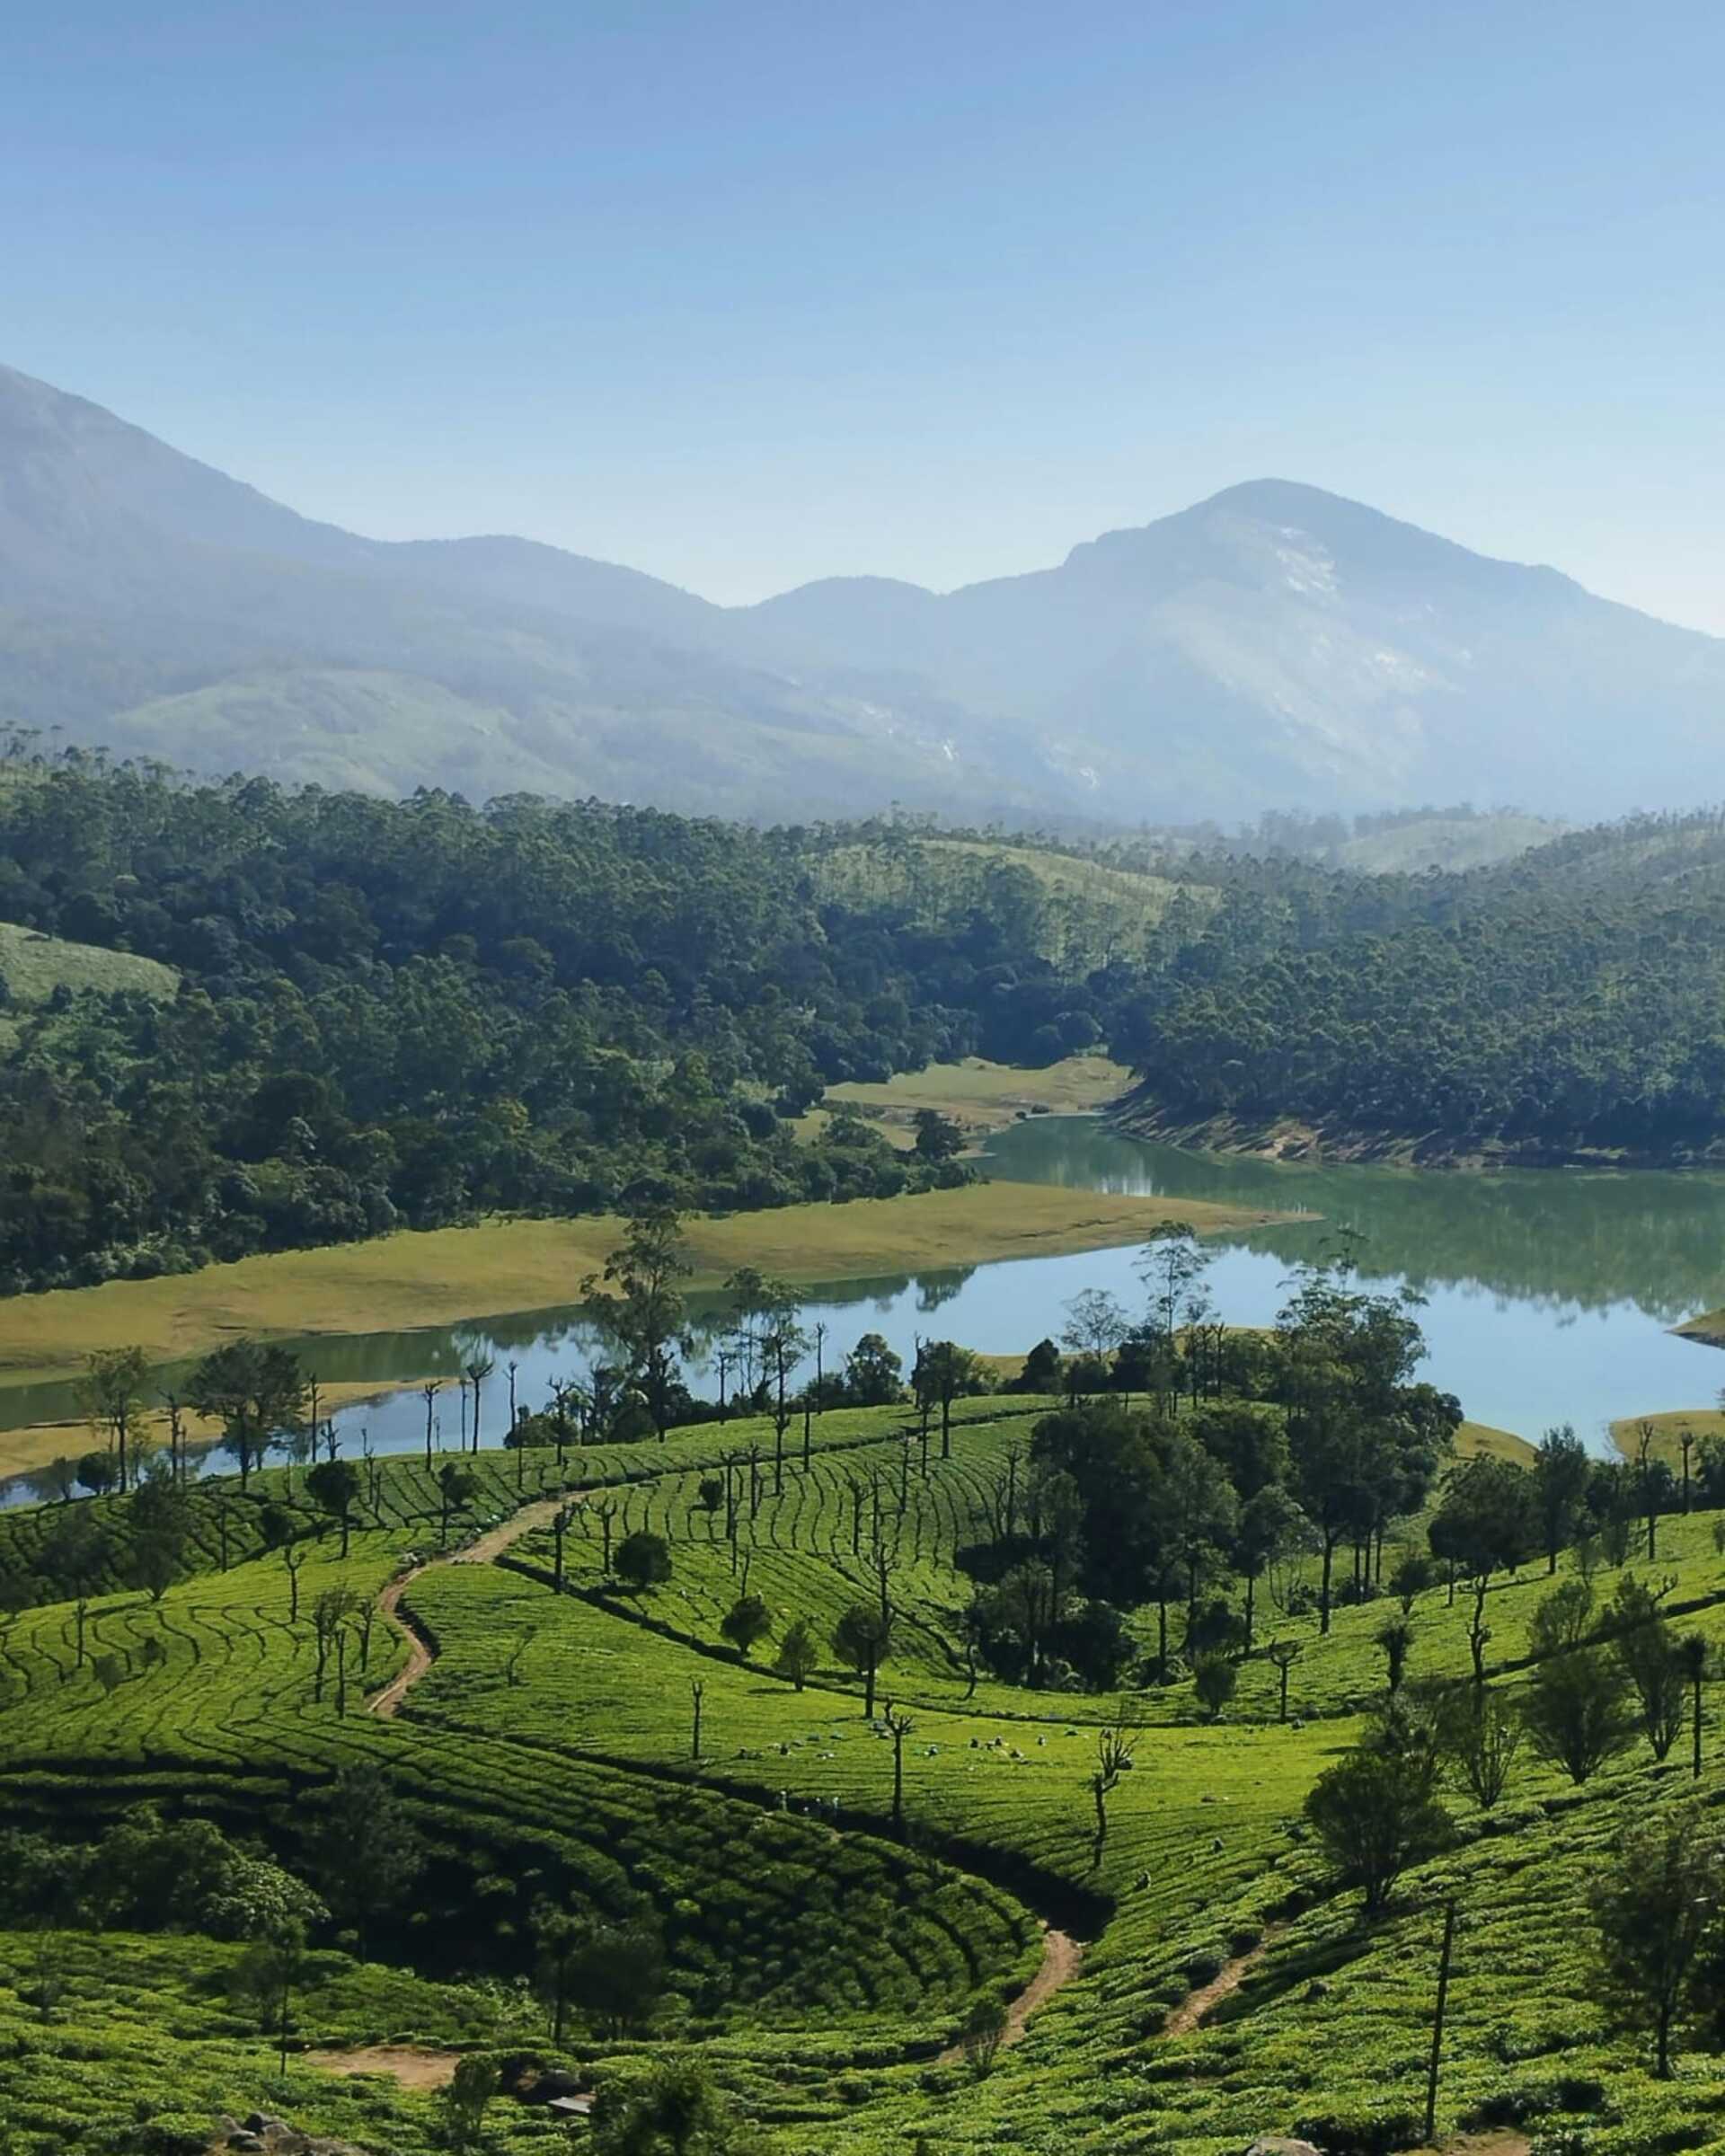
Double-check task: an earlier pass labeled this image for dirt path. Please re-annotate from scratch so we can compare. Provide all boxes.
[1163,1925,1287,2037]
[940,1924,1084,2061]
[305,2044,461,2090]
[368,1493,571,1719]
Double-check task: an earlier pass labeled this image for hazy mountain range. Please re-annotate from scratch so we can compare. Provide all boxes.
[4,361,1721,824]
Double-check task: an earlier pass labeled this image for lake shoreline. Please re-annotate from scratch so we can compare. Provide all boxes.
[0,1178,1292,1401]
[1111,1099,1725,1173]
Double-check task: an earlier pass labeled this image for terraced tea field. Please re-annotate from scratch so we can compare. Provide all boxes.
[6,1395,1725,2153]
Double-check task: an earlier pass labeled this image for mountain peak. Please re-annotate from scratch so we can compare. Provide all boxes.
[1,361,1719,825]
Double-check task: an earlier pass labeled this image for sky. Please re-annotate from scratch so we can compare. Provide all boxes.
[6,1,1724,627]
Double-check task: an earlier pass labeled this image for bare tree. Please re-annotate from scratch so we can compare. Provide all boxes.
[1090,1719,1138,1866]
[883,1699,915,1835]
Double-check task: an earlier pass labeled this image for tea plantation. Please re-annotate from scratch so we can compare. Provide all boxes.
[6,1389,1725,2155]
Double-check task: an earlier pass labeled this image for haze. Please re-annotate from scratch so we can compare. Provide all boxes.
[7,0,1724,629]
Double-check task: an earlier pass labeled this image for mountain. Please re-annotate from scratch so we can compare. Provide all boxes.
[4,363,1721,821]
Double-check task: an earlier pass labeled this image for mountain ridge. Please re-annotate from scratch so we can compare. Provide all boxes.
[2,361,1720,821]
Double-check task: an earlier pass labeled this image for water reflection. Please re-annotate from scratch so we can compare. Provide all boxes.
[8,1118,1725,1488]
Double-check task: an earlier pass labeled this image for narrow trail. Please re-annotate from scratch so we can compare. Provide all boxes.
[1162,1923,1287,2037]
[368,1493,571,1719]
[939,1924,1084,2061]
[305,2044,461,2090]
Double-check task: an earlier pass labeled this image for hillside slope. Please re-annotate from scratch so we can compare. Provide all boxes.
[4,364,1723,821]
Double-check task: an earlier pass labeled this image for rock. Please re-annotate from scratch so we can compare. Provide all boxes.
[1245,2140,1324,2156]
[526,2068,586,2102]
[244,2121,292,2139]
[227,2138,266,2153]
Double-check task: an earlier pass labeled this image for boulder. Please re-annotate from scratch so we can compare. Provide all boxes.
[526,2068,587,2101]
[1246,2139,1324,2156]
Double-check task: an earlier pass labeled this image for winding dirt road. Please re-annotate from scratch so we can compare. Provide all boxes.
[367,1494,571,1719]
[939,1923,1085,2061]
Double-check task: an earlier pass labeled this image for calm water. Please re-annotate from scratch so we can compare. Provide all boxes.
[10,1118,1725,1484]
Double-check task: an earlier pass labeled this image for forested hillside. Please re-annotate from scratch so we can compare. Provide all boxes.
[0,755,1125,1294]
[5,747,1725,1301]
[1119,809,1725,1162]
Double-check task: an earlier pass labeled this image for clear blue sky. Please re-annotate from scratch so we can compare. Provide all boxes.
[8,1,1723,626]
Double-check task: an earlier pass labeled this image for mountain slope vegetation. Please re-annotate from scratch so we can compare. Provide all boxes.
[5,363,1723,823]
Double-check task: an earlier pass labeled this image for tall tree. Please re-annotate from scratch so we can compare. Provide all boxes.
[185,1339,307,1492]
[75,1347,152,1496]
[584,1209,693,1441]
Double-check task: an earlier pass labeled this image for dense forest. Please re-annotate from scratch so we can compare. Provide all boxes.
[4,746,1724,1297]
[1120,810,1725,1159]
[0,754,1124,1294]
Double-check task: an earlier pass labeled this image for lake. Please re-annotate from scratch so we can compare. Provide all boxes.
[11,1116,1725,1480]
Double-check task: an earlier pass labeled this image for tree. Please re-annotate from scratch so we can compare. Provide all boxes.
[773,1615,819,1691]
[615,1529,672,1592]
[1529,1576,1597,1659]
[883,1698,915,1834]
[75,1345,152,1494]
[1304,1745,1451,1917]
[1436,1686,1523,1810]
[75,1450,118,1499]
[696,1475,726,1537]
[125,1532,181,1604]
[1589,1805,1723,2077]
[461,1353,496,1453]
[1611,1574,1685,1761]
[1676,1632,1710,1780]
[27,1455,78,1507]
[1089,1719,1137,1866]
[1521,1645,1635,1784]
[583,1209,693,1441]
[444,2056,500,2150]
[311,1586,362,1707]
[1137,1223,1213,1395]
[1234,1484,1305,1650]
[558,1918,666,2038]
[1532,1425,1592,1573]
[913,1107,966,1162]
[186,1339,307,1491]
[301,1763,427,1956]
[230,1922,309,2074]
[960,1993,1009,2079]
[844,1332,904,1405]
[922,1340,980,1460]
[438,1461,479,1544]
[590,2058,774,2156]
[1268,1639,1302,1723]
[832,1601,892,1717]
[1192,1651,1237,1719]
[1060,1289,1129,1367]
[721,1593,773,1660]
[305,1458,362,1558]
[1375,1616,1415,1696]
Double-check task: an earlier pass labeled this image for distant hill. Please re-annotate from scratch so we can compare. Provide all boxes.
[4,363,1722,822]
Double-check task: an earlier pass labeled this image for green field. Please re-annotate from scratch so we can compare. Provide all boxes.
[0,920,180,1008]
[5,1367,1725,2153]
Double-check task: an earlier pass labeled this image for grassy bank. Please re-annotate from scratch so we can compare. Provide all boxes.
[1609,1406,1725,1466]
[800,1052,1130,1151]
[1456,1418,1535,1463]
[1676,1306,1725,1346]
[0,1179,1288,1394]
